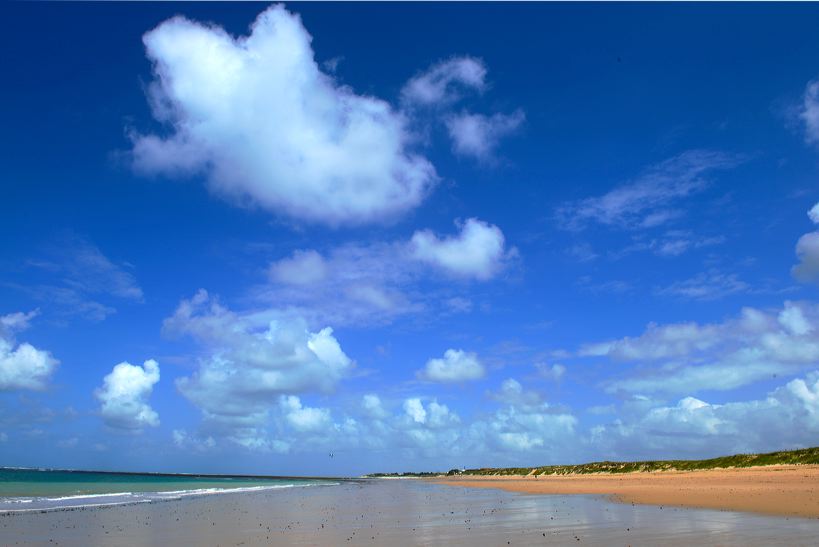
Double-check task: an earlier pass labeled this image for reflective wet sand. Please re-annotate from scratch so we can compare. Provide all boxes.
[2,479,817,546]
[434,465,819,519]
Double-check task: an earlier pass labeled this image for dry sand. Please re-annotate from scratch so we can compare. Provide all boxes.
[3,478,819,545]
[434,464,819,519]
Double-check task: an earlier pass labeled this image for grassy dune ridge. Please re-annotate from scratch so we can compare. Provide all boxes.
[367,447,819,477]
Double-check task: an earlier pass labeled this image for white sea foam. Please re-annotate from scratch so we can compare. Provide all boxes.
[0,481,339,513]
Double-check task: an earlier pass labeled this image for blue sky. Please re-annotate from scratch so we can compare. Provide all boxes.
[3,2,819,476]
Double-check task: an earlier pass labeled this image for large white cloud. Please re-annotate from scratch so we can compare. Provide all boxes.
[410,218,513,280]
[401,57,486,106]
[0,311,58,391]
[95,359,160,430]
[418,349,485,383]
[132,5,436,225]
[164,290,352,443]
[580,300,819,395]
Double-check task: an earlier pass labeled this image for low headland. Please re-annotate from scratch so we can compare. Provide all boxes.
[370,447,819,518]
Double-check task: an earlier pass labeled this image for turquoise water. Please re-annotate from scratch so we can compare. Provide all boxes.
[0,468,337,511]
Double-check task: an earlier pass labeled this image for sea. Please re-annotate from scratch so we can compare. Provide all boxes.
[0,467,338,512]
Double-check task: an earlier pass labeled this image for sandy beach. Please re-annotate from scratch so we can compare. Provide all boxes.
[3,478,819,546]
[434,465,819,519]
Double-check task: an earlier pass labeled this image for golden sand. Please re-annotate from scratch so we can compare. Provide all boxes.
[433,465,819,518]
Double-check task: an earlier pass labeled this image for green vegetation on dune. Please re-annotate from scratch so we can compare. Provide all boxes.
[471,447,819,476]
[365,447,819,478]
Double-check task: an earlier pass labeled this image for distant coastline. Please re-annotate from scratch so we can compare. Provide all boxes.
[366,446,819,477]
[0,466,347,482]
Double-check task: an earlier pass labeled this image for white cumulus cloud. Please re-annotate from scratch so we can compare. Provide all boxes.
[410,218,513,280]
[0,311,58,391]
[536,363,566,382]
[792,202,819,284]
[403,398,428,424]
[580,301,819,395]
[95,359,160,430]
[401,398,459,430]
[419,349,485,383]
[165,290,352,442]
[445,110,524,160]
[809,202,819,224]
[793,232,819,283]
[593,371,819,459]
[279,395,332,432]
[132,5,436,225]
[268,250,328,286]
[361,394,387,419]
[172,429,216,452]
[469,378,577,457]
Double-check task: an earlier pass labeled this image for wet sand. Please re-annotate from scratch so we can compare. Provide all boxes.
[434,465,819,519]
[2,478,819,546]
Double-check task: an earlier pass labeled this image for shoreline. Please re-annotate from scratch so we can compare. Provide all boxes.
[0,480,345,514]
[3,478,818,546]
[431,464,819,519]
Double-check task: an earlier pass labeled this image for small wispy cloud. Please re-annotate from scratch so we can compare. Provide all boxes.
[556,150,744,231]
[401,56,486,107]
[6,234,143,322]
[613,231,726,259]
[566,243,599,262]
[576,276,633,294]
[655,270,750,301]
[255,218,515,327]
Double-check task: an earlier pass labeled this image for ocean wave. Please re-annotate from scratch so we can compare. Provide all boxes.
[42,492,137,502]
[0,481,339,513]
